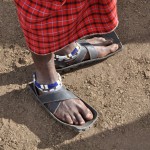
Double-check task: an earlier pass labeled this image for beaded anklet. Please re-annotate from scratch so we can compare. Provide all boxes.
[33,73,62,92]
[55,42,81,62]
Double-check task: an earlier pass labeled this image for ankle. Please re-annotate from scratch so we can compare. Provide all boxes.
[33,73,62,93]
[36,71,58,85]
[56,42,76,55]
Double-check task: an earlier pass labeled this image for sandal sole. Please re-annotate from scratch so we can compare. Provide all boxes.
[56,31,123,73]
[29,83,98,132]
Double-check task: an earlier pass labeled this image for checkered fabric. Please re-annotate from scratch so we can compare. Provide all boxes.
[14,0,118,55]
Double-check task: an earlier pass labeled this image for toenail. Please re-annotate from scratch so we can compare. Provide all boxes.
[86,113,93,118]
[80,121,85,125]
[70,121,73,124]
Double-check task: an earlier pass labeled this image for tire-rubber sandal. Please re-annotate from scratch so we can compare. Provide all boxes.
[29,73,98,132]
[55,31,123,73]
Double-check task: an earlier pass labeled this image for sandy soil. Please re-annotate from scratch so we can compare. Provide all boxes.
[0,0,150,150]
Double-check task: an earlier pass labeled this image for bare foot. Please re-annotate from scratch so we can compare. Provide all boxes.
[37,87,93,125]
[32,52,93,125]
[86,37,118,58]
[55,37,119,61]
[47,38,118,125]
[50,98,93,125]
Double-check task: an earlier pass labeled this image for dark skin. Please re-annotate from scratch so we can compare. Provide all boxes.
[32,37,118,125]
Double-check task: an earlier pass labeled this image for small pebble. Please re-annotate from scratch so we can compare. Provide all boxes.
[119,90,124,94]
[62,76,65,79]
[14,62,22,68]
[87,86,90,89]
[144,70,150,79]
[18,58,27,64]
[84,80,87,83]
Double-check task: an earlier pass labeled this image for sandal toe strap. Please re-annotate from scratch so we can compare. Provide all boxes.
[38,86,77,113]
[78,40,98,59]
[55,46,87,68]
[48,101,61,114]
[73,45,87,64]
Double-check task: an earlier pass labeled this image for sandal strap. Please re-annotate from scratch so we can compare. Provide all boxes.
[38,86,77,104]
[78,40,98,59]
[38,86,78,114]
[55,39,99,69]
[54,43,87,67]
[48,101,61,114]
[55,43,81,62]
[72,44,87,64]
[32,81,78,114]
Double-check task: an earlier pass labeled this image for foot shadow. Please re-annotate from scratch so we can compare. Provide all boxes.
[0,64,78,149]
[0,87,78,149]
[0,64,34,86]
[58,114,150,150]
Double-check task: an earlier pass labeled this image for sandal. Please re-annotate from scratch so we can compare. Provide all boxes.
[29,73,98,132]
[55,31,123,73]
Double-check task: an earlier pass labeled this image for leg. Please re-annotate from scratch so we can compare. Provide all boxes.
[31,52,93,125]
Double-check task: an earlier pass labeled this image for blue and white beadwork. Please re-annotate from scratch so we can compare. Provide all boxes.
[55,43,81,62]
[33,73,62,92]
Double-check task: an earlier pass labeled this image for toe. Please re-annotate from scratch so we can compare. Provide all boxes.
[106,44,119,52]
[97,37,107,42]
[80,107,93,121]
[99,39,113,46]
[64,114,73,124]
[75,113,85,125]
[97,43,118,57]
[86,37,106,44]
[85,108,93,120]
[71,115,79,125]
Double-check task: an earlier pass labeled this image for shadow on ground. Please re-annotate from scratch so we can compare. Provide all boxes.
[0,82,150,149]
[0,87,78,148]
[0,62,150,149]
[0,65,33,86]
[0,0,150,149]
[58,113,150,150]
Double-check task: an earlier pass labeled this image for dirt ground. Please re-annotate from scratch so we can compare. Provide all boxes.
[0,0,150,150]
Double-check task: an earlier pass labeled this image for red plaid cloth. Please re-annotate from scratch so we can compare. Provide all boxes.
[14,0,118,55]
